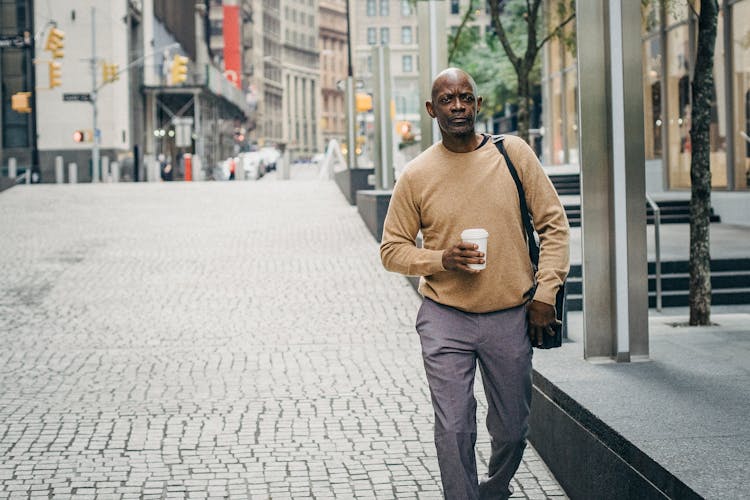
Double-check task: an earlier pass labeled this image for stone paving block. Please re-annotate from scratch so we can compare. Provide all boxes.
[0,171,567,499]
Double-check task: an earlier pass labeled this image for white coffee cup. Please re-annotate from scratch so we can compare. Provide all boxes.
[460,228,489,270]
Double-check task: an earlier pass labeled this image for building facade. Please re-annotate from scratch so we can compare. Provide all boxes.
[318,0,347,148]
[543,0,750,193]
[0,0,253,182]
[351,0,492,153]
[281,0,321,160]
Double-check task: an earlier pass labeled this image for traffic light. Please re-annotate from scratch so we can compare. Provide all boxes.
[49,61,62,88]
[44,28,65,59]
[73,130,85,143]
[355,93,373,113]
[11,92,32,113]
[170,55,188,85]
[102,63,119,83]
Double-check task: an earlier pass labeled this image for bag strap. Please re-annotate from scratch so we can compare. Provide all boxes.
[492,135,540,267]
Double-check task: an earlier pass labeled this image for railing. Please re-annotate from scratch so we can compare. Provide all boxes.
[646,193,662,311]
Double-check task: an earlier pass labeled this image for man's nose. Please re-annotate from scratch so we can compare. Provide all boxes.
[450,98,465,111]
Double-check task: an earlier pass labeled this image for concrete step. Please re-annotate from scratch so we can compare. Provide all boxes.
[565,259,750,311]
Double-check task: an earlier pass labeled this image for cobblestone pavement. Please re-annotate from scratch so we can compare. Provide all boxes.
[0,166,567,499]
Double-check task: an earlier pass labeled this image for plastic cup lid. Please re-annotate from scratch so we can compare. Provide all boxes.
[461,228,489,239]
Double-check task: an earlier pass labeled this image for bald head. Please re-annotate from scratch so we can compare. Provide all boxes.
[431,68,478,102]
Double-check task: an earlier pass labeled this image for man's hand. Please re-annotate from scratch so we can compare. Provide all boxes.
[527,300,560,347]
[442,241,485,273]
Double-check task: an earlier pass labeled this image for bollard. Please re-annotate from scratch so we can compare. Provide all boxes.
[184,154,192,181]
[68,163,78,184]
[235,158,245,181]
[192,155,202,181]
[55,156,64,184]
[102,156,110,183]
[111,161,120,183]
[25,169,31,184]
[8,158,17,179]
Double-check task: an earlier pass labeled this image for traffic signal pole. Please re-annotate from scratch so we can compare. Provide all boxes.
[90,6,100,182]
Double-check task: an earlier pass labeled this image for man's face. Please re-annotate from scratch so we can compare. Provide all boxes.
[426,72,482,139]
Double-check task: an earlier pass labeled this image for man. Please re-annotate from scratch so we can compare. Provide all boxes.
[380,68,569,499]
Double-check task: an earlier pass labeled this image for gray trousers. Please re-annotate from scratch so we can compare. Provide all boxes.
[416,298,533,500]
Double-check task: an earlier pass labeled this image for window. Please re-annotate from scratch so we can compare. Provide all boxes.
[451,0,460,15]
[401,0,412,16]
[401,26,412,44]
[380,0,389,17]
[380,27,390,45]
[402,55,413,73]
[367,0,376,16]
[367,27,377,45]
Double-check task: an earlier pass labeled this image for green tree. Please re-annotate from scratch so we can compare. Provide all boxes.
[484,0,575,144]
[643,0,717,325]
[687,0,718,325]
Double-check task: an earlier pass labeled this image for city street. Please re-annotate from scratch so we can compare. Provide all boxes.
[0,166,565,499]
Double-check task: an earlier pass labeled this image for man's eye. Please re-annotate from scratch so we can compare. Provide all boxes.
[439,96,452,104]
[460,94,475,102]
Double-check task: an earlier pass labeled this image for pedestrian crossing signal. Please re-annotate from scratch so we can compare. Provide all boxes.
[11,92,32,113]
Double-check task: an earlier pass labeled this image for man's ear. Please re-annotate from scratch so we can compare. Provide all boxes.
[425,101,436,118]
[476,96,483,114]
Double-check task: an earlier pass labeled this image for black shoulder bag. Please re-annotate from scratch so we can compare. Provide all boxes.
[494,136,566,349]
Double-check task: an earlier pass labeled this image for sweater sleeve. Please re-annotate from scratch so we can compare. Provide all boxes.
[380,172,445,277]
[509,138,570,306]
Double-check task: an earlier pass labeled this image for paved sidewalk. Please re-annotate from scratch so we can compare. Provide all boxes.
[0,166,566,499]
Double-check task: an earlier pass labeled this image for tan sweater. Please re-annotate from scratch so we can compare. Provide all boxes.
[380,135,570,313]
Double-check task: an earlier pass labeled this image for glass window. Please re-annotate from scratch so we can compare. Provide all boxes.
[564,68,578,165]
[380,0,389,17]
[550,74,564,165]
[367,0,376,16]
[380,27,390,45]
[401,26,412,44]
[1,49,30,148]
[367,27,377,45]
[401,0,412,16]
[643,36,663,159]
[666,25,691,188]
[451,0,460,15]
[710,10,728,188]
[402,55,413,72]
[732,0,750,189]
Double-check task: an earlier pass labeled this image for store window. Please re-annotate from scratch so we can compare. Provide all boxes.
[666,24,691,188]
[732,0,750,189]
[564,68,578,165]
[643,35,663,159]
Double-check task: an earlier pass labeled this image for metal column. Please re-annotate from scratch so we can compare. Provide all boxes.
[372,45,394,190]
[576,0,649,361]
[417,0,446,149]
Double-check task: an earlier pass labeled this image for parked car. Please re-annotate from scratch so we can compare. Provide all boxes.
[259,147,280,172]
[238,152,265,180]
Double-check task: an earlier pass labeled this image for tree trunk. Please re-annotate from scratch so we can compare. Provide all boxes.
[688,0,718,326]
[517,72,532,145]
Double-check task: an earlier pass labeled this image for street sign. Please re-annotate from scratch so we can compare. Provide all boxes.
[63,93,91,102]
[0,35,31,48]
